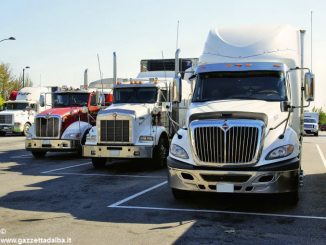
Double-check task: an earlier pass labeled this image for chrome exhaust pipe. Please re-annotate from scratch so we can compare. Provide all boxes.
[113,52,117,85]
[84,69,88,89]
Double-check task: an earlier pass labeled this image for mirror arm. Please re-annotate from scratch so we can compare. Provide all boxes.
[278,101,311,139]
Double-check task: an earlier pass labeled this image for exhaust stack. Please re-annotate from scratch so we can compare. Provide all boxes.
[84,69,88,89]
[113,52,117,85]
[175,49,180,76]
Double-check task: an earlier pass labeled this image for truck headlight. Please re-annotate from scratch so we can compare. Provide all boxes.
[266,145,294,160]
[139,136,154,142]
[170,144,189,159]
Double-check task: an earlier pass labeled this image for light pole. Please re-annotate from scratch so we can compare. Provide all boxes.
[22,66,30,88]
[0,37,15,43]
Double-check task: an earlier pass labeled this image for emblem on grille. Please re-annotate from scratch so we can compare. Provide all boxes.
[113,112,117,119]
[222,121,229,131]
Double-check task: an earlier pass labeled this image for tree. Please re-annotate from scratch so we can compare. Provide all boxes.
[312,106,326,125]
[0,63,33,102]
[0,63,12,100]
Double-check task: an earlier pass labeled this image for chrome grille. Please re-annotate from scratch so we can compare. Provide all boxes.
[0,115,13,124]
[35,117,60,138]
[100,120,130,142]
[192,120,263,164]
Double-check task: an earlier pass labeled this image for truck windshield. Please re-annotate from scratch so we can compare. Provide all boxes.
[114,87,158,104]
[4,102,29,110]
[192,71,287,102]
[304,118,316,123]
[53,93,89,107]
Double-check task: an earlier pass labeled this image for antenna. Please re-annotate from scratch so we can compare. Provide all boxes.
[176,20,179,50]
[311,10,313,72]
[97,53,104,93]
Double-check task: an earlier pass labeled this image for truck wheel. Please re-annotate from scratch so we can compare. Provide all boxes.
[31,151,47,159]
[23,123,31,136]
[92,157,106,169]
[153,136,169,168]
[0,131,5,136]
[171,188,189,199]
[314,132,319,136]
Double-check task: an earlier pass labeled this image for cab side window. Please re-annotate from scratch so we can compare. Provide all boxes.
[160,90,168,102]
[90,94,97,106]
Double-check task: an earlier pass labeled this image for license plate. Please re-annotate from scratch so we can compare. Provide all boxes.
[216,183,234,193]
[42,139,51,145]
[109,150,120,157]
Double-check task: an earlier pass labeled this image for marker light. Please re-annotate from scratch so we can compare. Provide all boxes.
[235,64,242,67]
[245,63,252,67]
[273,64,281,68]
[226,64,232,67]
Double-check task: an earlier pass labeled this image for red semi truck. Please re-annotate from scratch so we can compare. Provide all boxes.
[25,86,112,158]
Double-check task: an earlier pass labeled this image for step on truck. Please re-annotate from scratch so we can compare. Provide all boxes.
[0,86,53,136]
[25,70,113,158]
[83,51,198,168]
[167,25,315,203]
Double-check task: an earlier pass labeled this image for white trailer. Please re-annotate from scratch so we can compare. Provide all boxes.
[0,87,53,136]
[167,25,315,204]
[83,51,198,168]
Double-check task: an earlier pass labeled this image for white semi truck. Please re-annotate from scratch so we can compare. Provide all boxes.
[0,87,53,136]
[167,25,315,203]
[83,52,198,168]
[304,112,319,136]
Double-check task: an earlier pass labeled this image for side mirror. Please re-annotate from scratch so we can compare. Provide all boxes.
[81,106,89,114]
[39,95,45,107]
[280,101,292,112]
[172,74,182,103]
[304,72,315,102]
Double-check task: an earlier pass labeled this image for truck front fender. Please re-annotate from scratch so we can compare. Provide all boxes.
[61,121,92,141]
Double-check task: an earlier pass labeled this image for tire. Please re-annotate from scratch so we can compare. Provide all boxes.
[152,135,169,168]
[92,157,106,169]
[314,132,319,136]
[31,151,47,159]
[171,188,189,200]
[23,123,31,136]
[0,131,5,136]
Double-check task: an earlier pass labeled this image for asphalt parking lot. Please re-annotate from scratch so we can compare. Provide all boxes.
[1,134,326,244]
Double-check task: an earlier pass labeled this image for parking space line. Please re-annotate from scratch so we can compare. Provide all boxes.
[10,153,32,159]
[41,162,91,174]
[108,181,168,207]
[45,172,167,179]
[316,144,326,169]
[111,205,326,221]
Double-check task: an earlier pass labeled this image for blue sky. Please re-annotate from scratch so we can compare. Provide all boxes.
[1,0,326,107]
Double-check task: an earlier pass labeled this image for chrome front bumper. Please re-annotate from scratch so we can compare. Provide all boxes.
[168,157,300,194]
[83,144,153,159]
[26,139,79,152]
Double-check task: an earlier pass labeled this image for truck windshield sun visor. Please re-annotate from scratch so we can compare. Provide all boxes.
[192,71,287,102]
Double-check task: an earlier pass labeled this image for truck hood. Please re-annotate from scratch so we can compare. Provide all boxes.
[99,103,154,118]
[38,107,81,117]
[188,100,287,129]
